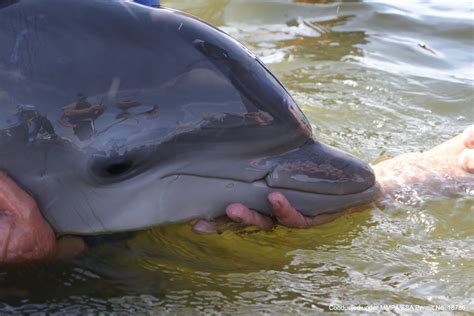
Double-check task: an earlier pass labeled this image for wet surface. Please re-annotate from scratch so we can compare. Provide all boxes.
[1,0,473,313]
[0,0,376,234]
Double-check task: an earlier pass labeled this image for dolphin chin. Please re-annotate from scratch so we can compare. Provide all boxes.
[0,0,380,235]
[44,177,380,235]
[161,176,381,221]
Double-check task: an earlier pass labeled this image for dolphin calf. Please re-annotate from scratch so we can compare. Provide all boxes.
[0,0,380,235]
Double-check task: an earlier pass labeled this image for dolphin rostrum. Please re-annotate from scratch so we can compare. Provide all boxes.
[0,0,380,235]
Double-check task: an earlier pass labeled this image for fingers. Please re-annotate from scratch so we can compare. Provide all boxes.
[0,171,56,263]
[459,148,474,173]
[458,125,474,173]
[192,219,219,234]
[192,204,275,234]
[226,203,273,231]
[269,192,350,228]
[462,125,474,149]
[195,192,351,234]
[268,192,314,228]
[192,215,238,234]
[0,171,37,222]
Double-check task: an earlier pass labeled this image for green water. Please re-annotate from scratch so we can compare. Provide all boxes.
[1,0,473,313]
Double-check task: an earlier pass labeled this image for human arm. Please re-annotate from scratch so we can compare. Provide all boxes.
[193,125,474,233]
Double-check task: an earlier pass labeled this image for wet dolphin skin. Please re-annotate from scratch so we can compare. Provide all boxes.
[0,0,380,235]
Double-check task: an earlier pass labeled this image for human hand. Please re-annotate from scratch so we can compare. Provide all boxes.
[0,172,86,264]
[458,125,474,173]
[0,171,56,263]
[192,192,360,234]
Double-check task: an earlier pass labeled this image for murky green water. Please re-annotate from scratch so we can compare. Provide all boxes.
[1,0,473,314]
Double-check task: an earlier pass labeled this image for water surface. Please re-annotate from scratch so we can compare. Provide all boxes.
[1,0,473,313]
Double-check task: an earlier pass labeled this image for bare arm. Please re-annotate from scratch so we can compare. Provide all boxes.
[374,126,474,204]
[194,125,474,233]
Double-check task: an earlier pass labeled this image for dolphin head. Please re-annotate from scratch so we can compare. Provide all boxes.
[0,0,380,234]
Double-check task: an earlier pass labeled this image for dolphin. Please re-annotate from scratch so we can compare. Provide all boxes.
[0,0,380,235]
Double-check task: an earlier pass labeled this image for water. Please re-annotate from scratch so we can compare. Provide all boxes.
[1,0,473,313]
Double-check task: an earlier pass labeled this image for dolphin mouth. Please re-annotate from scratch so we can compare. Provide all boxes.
[169,142,380,216]
[261,141,377,196]
[37,141,380,235]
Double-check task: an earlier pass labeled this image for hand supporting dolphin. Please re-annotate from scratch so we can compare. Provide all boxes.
[193,125,474,233]
[1,126,472,263]
[0,0,380,235]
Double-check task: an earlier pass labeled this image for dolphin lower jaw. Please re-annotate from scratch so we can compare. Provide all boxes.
[162,142,381,219]
[161,174,381,219]
[47,173,381,236]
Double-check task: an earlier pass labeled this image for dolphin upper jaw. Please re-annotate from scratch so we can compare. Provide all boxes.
[262,141,377,196]
[164,141,381,218]
[169,141,378,197]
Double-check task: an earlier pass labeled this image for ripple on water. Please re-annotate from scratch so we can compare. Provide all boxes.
[1,0,473,313]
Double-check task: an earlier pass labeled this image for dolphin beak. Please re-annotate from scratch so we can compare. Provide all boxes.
[262,141,376,196]
[159,141,380,222]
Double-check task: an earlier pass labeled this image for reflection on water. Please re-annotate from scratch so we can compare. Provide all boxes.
[1,0,473,313]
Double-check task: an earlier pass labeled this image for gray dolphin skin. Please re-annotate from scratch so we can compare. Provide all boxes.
[0,0,380,235]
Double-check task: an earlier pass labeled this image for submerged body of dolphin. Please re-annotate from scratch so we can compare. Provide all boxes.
[0,0,380,235]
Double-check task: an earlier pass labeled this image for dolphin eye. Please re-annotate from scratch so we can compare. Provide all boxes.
[105,160,134,176]
[90,156,138,180]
